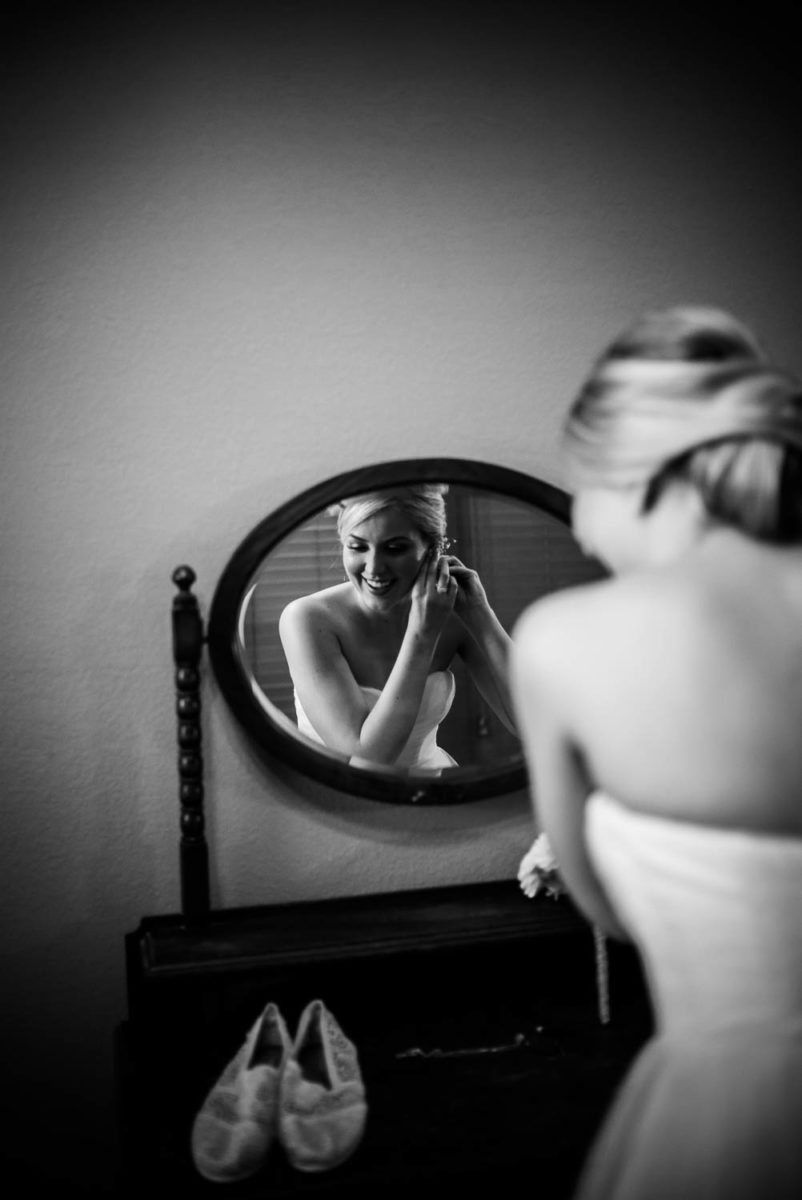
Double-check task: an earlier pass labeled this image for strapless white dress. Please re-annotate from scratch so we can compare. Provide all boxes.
[293,669,458,769]
[576,791,802,1200]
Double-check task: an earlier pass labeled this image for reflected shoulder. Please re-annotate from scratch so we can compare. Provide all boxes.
[279,584,352,632]
[280,583,350,616]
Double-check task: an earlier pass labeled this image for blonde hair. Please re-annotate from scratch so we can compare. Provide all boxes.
[564,307,802,541]
[333,485,449,551]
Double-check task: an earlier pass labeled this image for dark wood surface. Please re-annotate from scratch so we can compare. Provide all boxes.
[132,879,588,975]
[117,1005,646,1198]
[119,882,652,1197]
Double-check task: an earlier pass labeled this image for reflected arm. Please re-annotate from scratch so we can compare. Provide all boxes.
[457,608,518,735]
[447,557,517,735]
[510,595,628,941]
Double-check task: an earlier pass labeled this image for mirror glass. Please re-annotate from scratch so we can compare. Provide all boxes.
[238,486,599,770]
[208,462,604,803]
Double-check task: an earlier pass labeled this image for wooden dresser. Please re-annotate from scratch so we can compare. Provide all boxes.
[116,880,651,1198]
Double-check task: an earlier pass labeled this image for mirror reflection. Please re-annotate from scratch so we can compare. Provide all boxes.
[237,485,603,775]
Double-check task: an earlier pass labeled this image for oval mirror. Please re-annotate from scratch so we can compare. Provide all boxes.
[207,459,604,804]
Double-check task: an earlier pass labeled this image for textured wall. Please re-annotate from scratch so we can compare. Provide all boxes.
[0,1,799,1190]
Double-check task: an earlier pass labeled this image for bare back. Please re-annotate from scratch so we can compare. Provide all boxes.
[535,531,802,837]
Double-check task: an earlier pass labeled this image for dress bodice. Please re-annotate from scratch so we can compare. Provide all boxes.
[585,791,802,1038]
[576,791,802,1200]
[294,670,457,769]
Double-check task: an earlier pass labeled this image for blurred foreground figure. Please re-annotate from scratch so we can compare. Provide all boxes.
[512,306,802,1199]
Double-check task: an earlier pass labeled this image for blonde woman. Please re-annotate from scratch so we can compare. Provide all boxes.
[280,485,515,768]
[512,307,802,1199]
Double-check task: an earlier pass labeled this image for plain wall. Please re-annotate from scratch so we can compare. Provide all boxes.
[1,2,799,1191]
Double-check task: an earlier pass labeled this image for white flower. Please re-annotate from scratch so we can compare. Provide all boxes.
[517,831,565,899]
[519,831,558,875]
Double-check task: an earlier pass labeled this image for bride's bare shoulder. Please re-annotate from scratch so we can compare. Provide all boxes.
[514,576,617,649]
[512,571,687,674]
[279,583,353,631]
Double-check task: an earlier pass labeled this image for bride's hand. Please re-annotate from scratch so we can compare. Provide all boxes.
[409,550,458,636]
[443,555,490,614]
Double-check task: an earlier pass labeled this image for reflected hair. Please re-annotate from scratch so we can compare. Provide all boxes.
[331,485,449,552]
[564,306,802,542]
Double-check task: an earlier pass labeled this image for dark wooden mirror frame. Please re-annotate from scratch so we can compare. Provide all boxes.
[206,457,574,806]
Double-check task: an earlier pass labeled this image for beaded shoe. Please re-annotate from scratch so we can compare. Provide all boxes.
[278,999,368,1172]
[191,1001,292,1182]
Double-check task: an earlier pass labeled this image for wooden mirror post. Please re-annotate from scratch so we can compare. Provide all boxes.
[172,566,210,919]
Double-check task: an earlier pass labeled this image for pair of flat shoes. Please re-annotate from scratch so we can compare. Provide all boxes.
[191,999,367,1182]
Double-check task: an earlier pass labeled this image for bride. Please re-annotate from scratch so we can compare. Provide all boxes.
[279,484,516,768]
[512,306,802,1198]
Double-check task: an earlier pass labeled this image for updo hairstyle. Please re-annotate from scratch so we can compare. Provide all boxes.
[332,484,449,554]
[564,306,802,542]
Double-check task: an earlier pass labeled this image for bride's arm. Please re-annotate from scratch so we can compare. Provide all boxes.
[446,557,517,734]
[511,594,628,941]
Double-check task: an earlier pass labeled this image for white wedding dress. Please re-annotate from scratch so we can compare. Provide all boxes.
[577,790,802,1200]
[294,669,458,769]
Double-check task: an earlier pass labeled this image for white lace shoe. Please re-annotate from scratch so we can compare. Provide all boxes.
[191,1001,292,1182]
[278,999,368,1172]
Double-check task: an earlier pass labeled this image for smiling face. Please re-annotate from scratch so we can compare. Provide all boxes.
[342,505,430,613]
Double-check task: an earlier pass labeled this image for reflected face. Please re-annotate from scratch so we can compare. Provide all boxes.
[342,506,429,612]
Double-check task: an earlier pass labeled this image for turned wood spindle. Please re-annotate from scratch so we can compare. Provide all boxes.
[172,565,210,919]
